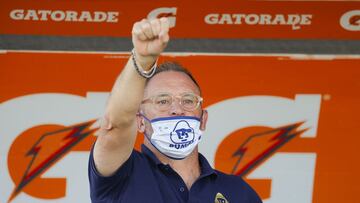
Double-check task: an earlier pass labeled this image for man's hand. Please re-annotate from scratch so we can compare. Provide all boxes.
[132,17,170,69]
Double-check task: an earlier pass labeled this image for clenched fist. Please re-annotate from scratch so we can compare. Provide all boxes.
[132,17,170,69]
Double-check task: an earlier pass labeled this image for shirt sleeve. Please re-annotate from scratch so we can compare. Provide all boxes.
[250,187,263,203]
[88,145,135,202]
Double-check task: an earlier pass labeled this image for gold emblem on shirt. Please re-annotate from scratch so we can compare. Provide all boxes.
[215,192,229,203]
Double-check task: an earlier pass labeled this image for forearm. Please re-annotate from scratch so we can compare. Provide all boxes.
[107,54,156,127]
[93,55,156,176]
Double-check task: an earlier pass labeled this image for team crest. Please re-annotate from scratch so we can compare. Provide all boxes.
[214,192,229,203]
[170,120,195,144]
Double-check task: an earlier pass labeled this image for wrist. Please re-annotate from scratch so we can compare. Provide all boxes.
[131,49,157,78]
[133,50,158,71]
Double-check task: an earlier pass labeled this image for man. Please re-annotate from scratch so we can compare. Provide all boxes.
[88,17,262,203]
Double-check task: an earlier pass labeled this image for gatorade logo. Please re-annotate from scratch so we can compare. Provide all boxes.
[340,10,360,31]
[204,13,312,30]
[225,122,306,176]
[202,94,321,202]
[147,7,177,28]
[7,121,97,202]
[9,9,119,23]
[1,93,107,202]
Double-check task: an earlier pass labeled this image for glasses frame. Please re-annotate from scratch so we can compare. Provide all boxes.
[141,92,203,112]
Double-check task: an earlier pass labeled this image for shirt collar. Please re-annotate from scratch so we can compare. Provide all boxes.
[141,144,218,178]
[141,144,163,165]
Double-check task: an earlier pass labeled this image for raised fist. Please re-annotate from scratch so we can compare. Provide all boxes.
[132,17,170,58]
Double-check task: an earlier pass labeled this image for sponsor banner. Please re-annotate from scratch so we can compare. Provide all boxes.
[1,51,360,203]
[0,0,359,39]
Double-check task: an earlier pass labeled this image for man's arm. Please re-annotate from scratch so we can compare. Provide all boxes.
[93,18,170,176]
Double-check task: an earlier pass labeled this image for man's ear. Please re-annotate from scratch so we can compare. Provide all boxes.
[200,109,208,131]
[136,112,146,133]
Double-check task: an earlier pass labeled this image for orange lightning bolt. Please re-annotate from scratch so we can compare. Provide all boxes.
[8,120,97,202]
[231,122,307,176]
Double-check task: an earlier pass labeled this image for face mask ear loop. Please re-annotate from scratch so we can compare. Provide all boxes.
[137,112,153,141]
[143,132,152,144]
[137,112,152,123]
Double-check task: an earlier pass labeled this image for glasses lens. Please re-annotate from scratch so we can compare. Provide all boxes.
[181,94,199,110]
[154,94,172,111]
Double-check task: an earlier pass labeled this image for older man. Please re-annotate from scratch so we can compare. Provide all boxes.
[88,17,262,203]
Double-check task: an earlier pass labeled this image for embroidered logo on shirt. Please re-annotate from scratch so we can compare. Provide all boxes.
[215,192,229,203]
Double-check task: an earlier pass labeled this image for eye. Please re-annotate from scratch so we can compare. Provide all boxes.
[182,98,194,105]
[154,94,172,106]
[157,99,170,105]
[181,95,196,106]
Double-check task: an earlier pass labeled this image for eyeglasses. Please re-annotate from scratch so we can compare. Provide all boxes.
[141,92,203,112]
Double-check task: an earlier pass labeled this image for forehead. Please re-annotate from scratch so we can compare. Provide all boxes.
[144,71,200,98]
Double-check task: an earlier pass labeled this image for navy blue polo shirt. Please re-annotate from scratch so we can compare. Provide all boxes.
[89,145,262,203]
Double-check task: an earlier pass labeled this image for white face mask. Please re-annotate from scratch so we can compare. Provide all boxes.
[142,115,203,160]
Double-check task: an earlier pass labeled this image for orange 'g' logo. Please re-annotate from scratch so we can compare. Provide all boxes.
[7,121,97,202]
